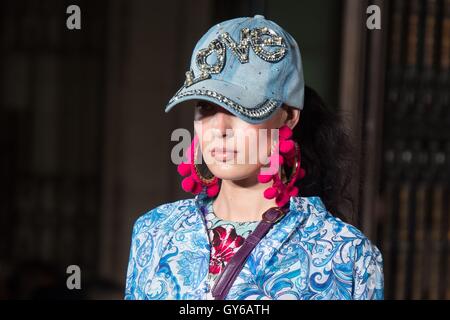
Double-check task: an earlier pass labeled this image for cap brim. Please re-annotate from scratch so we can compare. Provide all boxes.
[165,79,282,124]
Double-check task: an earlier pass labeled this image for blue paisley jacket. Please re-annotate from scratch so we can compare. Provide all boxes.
[125,191,384,300]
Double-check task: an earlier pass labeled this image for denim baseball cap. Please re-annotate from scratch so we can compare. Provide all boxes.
[165,15,305,124]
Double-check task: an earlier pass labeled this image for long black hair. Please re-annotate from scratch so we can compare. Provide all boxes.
[293,86,358,223]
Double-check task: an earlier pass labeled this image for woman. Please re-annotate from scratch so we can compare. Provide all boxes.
[125,15,384,300]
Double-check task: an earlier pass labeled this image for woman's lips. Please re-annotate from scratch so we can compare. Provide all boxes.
[210,148,238,161]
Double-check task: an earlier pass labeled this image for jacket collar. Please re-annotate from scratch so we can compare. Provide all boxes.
[193,188,326,225]
[160,190,327,298]
[192,189,327,260]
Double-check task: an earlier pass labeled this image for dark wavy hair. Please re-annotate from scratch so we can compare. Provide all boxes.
[292,86,358,224]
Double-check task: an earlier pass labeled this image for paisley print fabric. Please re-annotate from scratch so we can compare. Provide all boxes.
[125,190,384,300]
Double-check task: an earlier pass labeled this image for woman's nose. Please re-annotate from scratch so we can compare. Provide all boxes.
[212,111,234,138]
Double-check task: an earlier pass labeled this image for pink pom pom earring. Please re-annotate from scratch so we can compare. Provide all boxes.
[177,135,220,197]
[257,125,306,207]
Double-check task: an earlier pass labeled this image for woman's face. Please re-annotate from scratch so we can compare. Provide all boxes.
[193,100,298,183]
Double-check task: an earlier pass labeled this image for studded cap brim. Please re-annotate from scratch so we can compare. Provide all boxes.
[165,78,282,124]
